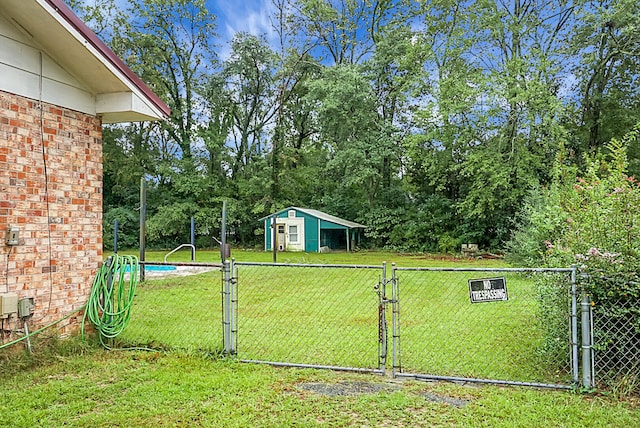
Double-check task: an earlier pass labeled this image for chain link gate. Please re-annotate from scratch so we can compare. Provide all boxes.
[222,261,589,389]
[223,260,388,374]
[390,266,580,389]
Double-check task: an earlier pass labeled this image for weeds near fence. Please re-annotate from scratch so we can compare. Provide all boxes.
[0,333,98,377]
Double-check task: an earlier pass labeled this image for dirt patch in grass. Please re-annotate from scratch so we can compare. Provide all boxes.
[420,391,470,408]
[297,381,472,408]
[297,381,401,396]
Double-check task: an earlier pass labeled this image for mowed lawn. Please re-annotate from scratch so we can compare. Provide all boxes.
[1,348,638,427]
[118,248,509,267]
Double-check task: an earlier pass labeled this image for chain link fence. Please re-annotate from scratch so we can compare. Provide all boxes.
[592,298,640,390]
[391,267,578,388]
[114,262,223,353]
[229,262,385,373]
[112,260,635,390]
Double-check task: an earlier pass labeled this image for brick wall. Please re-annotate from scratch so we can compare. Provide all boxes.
[0,90,102,330]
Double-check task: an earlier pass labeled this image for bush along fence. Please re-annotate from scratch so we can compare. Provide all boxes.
[111,260,640,391]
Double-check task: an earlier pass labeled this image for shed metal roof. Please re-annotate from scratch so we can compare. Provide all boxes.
[261,207,366,229]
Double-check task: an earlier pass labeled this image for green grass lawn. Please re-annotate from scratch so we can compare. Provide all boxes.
[394,270,572,385]
[1,347,638,427]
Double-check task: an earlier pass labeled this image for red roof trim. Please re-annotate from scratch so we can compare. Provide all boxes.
[44,0,170,119]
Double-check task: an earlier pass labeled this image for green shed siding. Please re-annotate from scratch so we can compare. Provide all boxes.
[304,215,320,252]
[320,219,348,230]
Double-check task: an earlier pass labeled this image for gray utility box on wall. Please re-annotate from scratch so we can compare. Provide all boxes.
[18,298,35,318]
[5,226,19,246]
[0,293,19,318]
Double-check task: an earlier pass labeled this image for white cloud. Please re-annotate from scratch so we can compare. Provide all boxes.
[210,0,279,59]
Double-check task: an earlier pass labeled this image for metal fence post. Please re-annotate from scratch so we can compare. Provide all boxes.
[223,259,232,355]
[378,262,387,374]
[231,258,237,355]
[581,290,593,388]
[391,262,400,377]
[571,266,579,385]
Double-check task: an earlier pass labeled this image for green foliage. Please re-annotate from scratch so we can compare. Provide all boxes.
[387,195,458,252]
[146,202,199,248]
[509,127,640,393]
[104,207,139,250]
[363,205,406,249]
[437,233,460,255]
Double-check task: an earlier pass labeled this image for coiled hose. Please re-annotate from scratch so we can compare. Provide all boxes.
[82,254,139,347]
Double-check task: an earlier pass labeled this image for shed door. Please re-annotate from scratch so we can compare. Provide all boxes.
[276,224,286,251]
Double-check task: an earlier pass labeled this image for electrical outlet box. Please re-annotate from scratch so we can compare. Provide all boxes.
[18,297,34,318]
[6,226,19,246]
[0,293,19,318]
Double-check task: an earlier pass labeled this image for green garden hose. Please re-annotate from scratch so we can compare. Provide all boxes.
[83,254,139,347]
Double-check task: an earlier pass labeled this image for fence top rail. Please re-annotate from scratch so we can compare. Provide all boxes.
[393,266,575,273]
[234,261,384,269]
[142,261,223,268]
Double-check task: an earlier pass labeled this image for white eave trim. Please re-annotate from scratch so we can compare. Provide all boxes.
[97,92,166,124]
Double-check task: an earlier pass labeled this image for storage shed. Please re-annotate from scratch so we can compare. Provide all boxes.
[0,0,169,331]
[262,207,366,252]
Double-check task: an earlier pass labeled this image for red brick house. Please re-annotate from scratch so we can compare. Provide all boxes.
[0,0,169,331]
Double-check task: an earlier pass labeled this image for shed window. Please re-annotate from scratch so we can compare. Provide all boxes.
[289,225,298,243]
[288,210,296,218]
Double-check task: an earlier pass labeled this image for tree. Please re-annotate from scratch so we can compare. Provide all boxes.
[568,0,640,164]
[223,33,278,179]
[112,0,217,163]
[291,0,399,65]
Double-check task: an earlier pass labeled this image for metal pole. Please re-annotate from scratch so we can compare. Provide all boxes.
[379,262,387,374]
[570,267,579,385]
[391,262,400,376]
[230,258,237,354]
[221,201,227,263]
[190,217,195,261]
[114,219,118,254]
[581,291,593,388]
[23,320,32,353]
[272,213,277,263]
[139,178,146,282]
[223,259,232,354]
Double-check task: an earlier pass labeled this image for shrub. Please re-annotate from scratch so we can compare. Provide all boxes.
[509,128,640,393]
[103,207,139,250]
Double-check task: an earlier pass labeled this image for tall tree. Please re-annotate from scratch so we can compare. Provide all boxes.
[291,0,399,65]
[112,0,217,163]
[569,0,640,156]
[223,33,278,179]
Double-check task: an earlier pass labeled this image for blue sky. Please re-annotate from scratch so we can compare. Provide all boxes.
[205,0,277,57]
[107,0,278,58]
[207,0,274,40]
